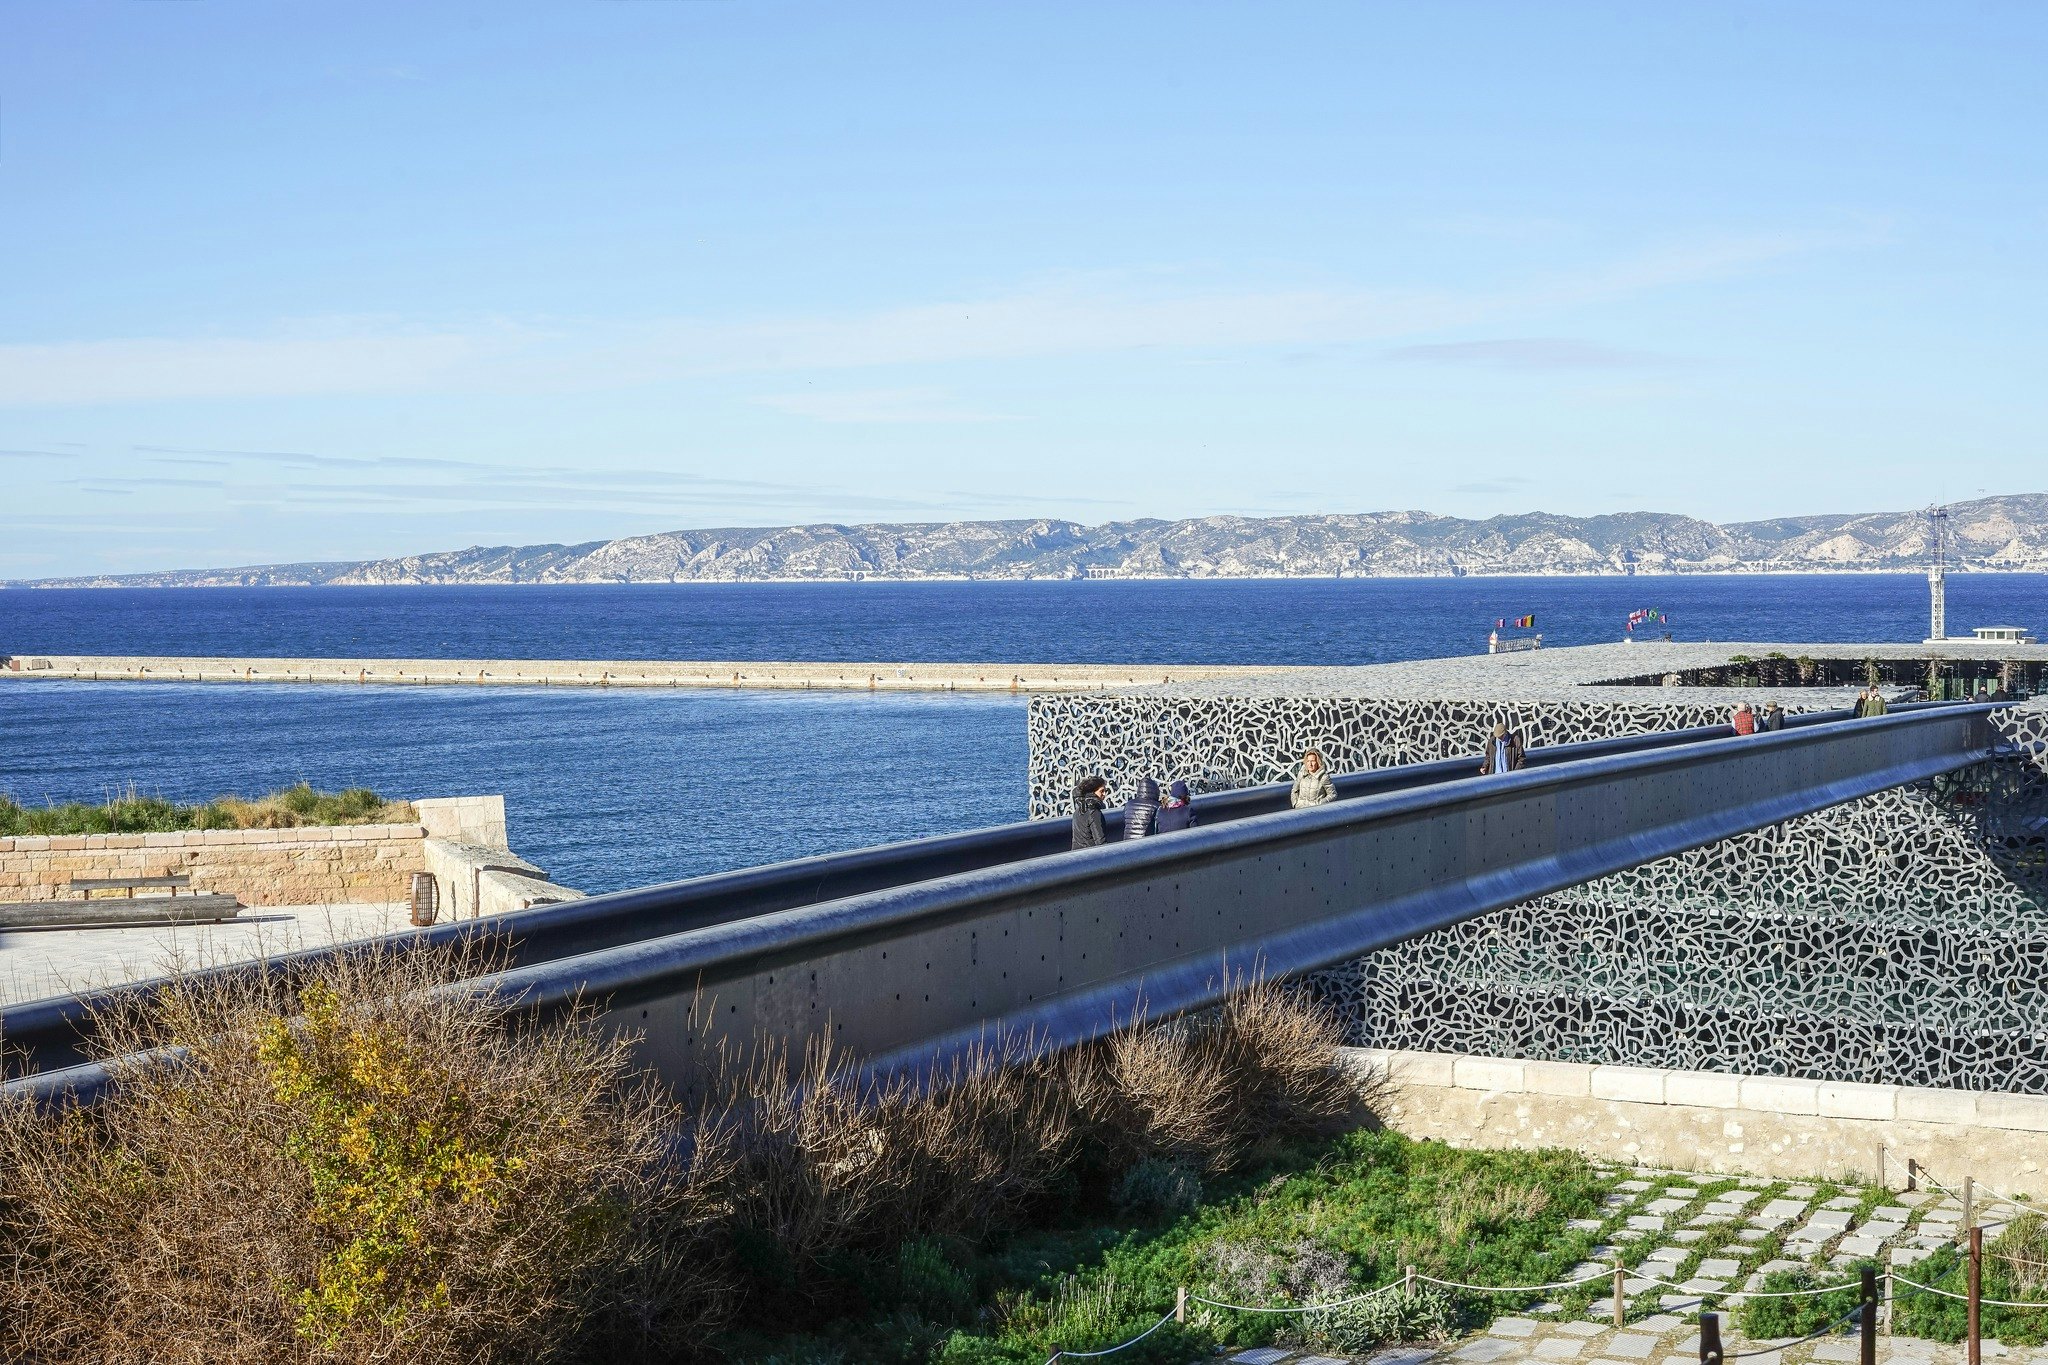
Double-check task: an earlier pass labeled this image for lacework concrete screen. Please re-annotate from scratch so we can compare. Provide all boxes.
[1029,693,2048,1092]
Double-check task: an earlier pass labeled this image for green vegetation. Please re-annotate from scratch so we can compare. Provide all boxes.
[1886,1215,2048,1348]
[0,783,414,836]
[719,1131,1606,1363]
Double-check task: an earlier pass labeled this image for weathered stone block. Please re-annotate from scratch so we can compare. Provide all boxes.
[1591,1065,1666,1104]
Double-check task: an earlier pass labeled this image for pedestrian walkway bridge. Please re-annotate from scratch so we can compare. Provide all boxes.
[1,702,2013,1102]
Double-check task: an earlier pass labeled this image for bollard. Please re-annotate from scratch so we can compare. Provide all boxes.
[1861,1265,1878,1365]
[1613,1261,1626,1327]
[1969,1225,1984,1365]
[1699,1311,1723,1365]
[1175,1286,1186,1324]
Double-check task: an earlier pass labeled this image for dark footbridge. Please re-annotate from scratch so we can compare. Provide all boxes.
[1,702,2013,1103]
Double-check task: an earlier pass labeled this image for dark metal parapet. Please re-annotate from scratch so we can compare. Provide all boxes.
[472,704,2001,1095]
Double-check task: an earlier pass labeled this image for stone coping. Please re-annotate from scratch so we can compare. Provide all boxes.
[0,822,427,853]
[1346,1048,2048,1133]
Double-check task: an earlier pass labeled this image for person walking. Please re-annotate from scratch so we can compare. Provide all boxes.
[1122,777,1162,839]
[1290,750,1336,808]
[1760,702,1785,732]
[1155,779,1197,833]
[1731,702,1756,735]
[1864,688,1889,717]
[1479,722,1525,775]
[1071,775,1109,849]
[1851,686,1871,718]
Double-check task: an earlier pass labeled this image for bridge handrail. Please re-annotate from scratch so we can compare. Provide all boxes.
[459,703,2004,1034]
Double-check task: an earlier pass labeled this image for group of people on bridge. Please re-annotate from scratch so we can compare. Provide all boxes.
[1068,681,1967,850]
[1069,726,1538,850]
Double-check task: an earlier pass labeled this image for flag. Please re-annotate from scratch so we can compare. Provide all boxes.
[1495,618,1505,630]
[1514,614,1535,629]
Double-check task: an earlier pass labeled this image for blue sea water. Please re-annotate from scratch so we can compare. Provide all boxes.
[2,575,2042,891]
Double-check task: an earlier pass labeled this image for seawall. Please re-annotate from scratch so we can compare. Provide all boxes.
[0,654,1296,694]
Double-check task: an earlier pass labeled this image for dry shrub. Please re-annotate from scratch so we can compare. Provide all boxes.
[0,942,732,1365]
[1079,977,1355,1173]
[715,1036,1078,1299]
[0,959,1365,1360]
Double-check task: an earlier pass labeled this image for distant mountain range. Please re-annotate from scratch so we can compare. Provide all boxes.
[14,494,2048,587]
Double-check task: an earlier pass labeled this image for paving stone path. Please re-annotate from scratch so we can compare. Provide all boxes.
[1193,1167,2036,1365]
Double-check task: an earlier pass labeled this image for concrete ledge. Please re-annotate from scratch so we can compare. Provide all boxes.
[1347,1047,2048,1197]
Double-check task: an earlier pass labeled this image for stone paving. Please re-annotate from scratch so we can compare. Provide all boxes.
[1198,1166,2039,1365]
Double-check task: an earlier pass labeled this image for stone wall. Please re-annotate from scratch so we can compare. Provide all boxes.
[0,824,426,906]
[1349,1047,2048,1199]
[0,795,583,914]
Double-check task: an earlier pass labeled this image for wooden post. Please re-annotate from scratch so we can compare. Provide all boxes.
[1699,1310,1723,1365]
[1405,1264,1417,1298]
[1968,1225,1983,1365]
[1175,1286,1186,1324]
[1906,1157,1918,1193]
[1614,1261,1627,1327]
[1964,1176,1976,1233]
[1861,1265,1878,1365]
[1878,1143,1889,1191]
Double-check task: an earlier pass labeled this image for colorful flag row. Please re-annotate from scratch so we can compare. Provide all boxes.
[1626,608,1669,631]
[1494,614,1536,630]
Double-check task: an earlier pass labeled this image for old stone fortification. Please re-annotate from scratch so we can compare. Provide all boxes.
[0,795,579,917]
[1348,1047,2048,1200]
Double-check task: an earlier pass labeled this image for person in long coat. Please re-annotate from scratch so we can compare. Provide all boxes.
[1071,775,1109,849]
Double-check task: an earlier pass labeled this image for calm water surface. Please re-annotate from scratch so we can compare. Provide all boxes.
[2,575,2041,890]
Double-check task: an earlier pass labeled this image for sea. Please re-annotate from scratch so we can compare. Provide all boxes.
[2,575,2042,893]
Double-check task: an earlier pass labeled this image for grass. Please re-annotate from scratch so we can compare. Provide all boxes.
[714,1129,1610,1363]
[0,783,416,836]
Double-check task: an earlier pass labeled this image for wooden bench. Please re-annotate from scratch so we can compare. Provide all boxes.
[0,876,243,931]
[71,875,194,898]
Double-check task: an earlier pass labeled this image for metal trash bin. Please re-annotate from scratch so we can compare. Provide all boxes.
[408,872,439,927]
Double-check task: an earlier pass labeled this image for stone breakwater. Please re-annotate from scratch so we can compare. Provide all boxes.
[0,654,1299,694]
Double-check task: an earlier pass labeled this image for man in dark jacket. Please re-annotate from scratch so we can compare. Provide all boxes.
[1760,703,1785,732]
[1071,775,1109,849]
[1479,722,1525,775]
[1122,778,1161,839]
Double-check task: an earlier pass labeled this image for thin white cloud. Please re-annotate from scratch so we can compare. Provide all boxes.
[1385,338,1665,369]
[0,231,1856,407]
[752,387,1020,424]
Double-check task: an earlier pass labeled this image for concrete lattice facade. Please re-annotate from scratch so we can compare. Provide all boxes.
[1026,643,2048,1094]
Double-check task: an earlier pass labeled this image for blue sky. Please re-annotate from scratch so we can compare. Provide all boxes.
[3,1,2044,577]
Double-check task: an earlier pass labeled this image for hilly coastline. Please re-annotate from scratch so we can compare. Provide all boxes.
[13,493,2048,587]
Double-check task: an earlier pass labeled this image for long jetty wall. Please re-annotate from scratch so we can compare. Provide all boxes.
[0,654,1293,694]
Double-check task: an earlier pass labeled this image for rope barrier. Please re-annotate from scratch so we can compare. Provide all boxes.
[1033,1214,2048,1360]
[1414,1268,1616,1293]
[1188,1282,1403,1315]
[1044,1309,1177,1362]
[1721,1305,1865,1359]
[1920,1169,2037,1218]
[1890,1272,2048,1311]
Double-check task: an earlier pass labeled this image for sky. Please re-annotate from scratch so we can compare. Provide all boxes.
[2,1,2045,578]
